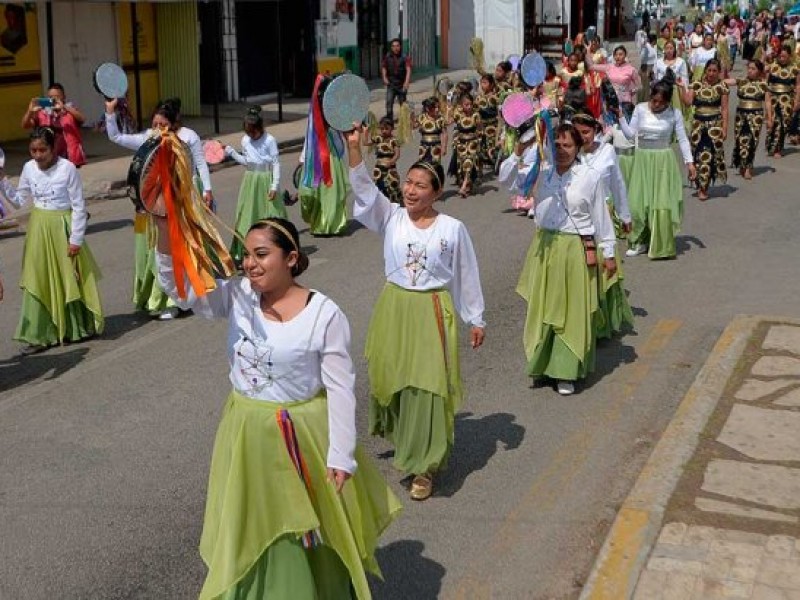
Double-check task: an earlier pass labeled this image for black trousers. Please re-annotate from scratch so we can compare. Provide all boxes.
[385,86,407,120]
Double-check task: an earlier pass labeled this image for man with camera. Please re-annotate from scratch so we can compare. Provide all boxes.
[21,83,86,167]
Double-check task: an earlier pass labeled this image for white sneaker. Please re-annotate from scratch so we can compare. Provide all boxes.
[557,381,575,395]
[527,208,535,219]
[625,244,648,257]
[158,307,180,321]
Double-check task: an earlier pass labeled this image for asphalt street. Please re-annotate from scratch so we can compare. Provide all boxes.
[2,103,800,599]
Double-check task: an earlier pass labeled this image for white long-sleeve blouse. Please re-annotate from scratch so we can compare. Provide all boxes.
[619,103,694,163]
[654,57,689,84]
[501,159,617,258]
[104,113,213,193]
[349,162,486,328]
[155,253,357,474]
[225,133,281,192]
[580,142,632,225]
[0,158,87,246]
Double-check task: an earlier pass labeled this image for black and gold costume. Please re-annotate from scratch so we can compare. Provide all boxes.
[766,62,799,155]
[451,110,482,185]
[690,80,729,190]
[731,78,768,171]
[476,89,500,168]
[371,135,402,204]
[416,113,445,164]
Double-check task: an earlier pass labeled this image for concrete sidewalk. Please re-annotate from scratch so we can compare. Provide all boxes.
[0,68,475,204]
[581,316,800,599]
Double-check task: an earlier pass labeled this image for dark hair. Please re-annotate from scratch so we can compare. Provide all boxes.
[676,25,685,32]
[247,218,309,277]
[546,61,557,77]
[379,116,394,128]
[572,111,602,131]
[422,96,438,110]
[243,105,264,132]
[703,32,714,40]
[613,45,627,56]
[648,32,658,44]
[661,24,671,33]
[459,92,474,104]
[750,59,765,72]
[30,126,57,149]
[703,58,722,75]
[651,78,675,103]
[573,44,586,56]
[555,123,583,149]
[480,73,495,86]
[497,60,513,74]
[48,82,65,94]
[409,161,445,192]
[153,97,182,127]
[663,39,677,57]
[389,37,401,46]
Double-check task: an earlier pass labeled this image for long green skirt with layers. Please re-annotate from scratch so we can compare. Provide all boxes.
[133,213,175,313]
[299,155,349,236]
[596,200,634,339]
[230,170,287,264]
[199,391,402,600]
[627,148,684,259]
[16,208,104,346]
[516,230,599,381]
[365,284,462,476]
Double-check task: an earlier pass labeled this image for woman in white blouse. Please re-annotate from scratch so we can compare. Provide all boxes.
[572,112,634,340]
[505,124,617,396]
[154,216,401,600]
[104,97,213,320]
[225,106,284,265]
[346,125,486,501]
[618,79,696,259]
[0,127,104,348]
[690,33,719,82]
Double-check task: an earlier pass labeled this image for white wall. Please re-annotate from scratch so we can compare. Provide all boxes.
[475,0,525,67]
[449,0,477,68]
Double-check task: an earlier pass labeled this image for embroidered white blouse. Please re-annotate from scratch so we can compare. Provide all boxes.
[501,160,617,258]
[0,157,87,246]
[104,113,213,193]
[654,57,689,85]
[155,253,357,474]
[619,103,694,163]
[580,141,632,225]
[349,162,486,328]
[225,133,281,192]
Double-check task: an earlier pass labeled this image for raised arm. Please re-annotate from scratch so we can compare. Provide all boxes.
[224,144,247,165]
[104,100,148,151]
[345,125,397,233]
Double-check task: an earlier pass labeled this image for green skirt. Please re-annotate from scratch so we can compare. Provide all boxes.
[16,208,104,346]
[618,153,633,185]
[626,148,684,259]
[365,284,462,475]
[230,170,287,264]
[299,155,349,236]
[516,230,599,381]
[199,391,402,600]
[133,213,175,313]
[596,243,634,340]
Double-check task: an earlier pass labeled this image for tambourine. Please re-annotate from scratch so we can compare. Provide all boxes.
[585,26,598,42]
[501,92,535,128]
[127,135,192,216]
[507,54,522,71]
[518,118,539,144]
[520,52,547,88]
[320,73,370,132]
[600,79,620,112]
[93,62,128,100]
[203,140,226,165]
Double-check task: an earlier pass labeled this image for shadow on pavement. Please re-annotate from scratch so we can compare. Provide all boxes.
[101,312,155,341]
[86,218,133,236]
[589,337,638,386]
[437,411,525,498]
[751,165,776,176]
[0,347,89,393]
[371,540,445,600]
[676,234,706,256]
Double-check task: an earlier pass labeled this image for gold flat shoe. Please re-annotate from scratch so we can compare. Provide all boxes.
[410,474,433,501]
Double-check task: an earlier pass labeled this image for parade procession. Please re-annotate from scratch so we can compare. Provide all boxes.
[2,0,800,598]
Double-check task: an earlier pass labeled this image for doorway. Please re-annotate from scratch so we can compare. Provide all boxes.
[357,0,387,80]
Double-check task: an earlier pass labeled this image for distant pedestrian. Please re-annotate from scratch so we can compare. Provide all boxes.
[642,6,651,32]
[21,83,86,167]
[381,38,412,121]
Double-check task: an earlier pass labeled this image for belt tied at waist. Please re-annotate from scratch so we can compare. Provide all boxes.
[770,84,794,93]
[694,110,722,121]
[245,163,271,172]
[637,138,671,150]
[737,100,764,110]
[421,134,442,142]
[615,147,635,156]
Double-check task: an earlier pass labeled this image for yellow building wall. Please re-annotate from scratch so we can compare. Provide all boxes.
[155,2,200,117]
[116,2,160,125]
[0,3,43,141]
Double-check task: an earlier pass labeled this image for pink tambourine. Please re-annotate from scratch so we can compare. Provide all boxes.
[203,140,226,165]
[501,93,535,128]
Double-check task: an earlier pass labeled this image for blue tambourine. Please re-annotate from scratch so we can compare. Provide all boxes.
[321,73,370,132]
[93,62,129,100]
[520,52,547,88]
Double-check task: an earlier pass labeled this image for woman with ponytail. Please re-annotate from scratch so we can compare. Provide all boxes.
[225,106,284,265]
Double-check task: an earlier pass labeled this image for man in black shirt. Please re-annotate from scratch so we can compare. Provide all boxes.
[381,38,412,121]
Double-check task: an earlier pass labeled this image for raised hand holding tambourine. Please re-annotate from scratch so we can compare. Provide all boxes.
[94,63,129,100]
[320,74,370,132]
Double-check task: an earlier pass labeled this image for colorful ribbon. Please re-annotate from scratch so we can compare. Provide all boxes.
[276,408,322,549]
